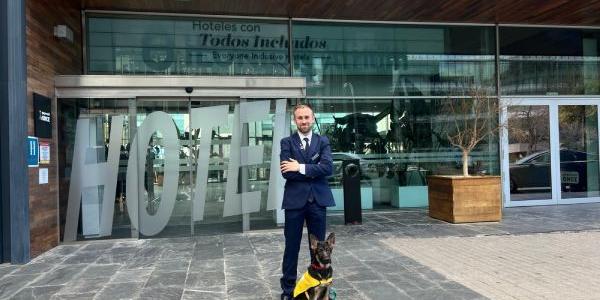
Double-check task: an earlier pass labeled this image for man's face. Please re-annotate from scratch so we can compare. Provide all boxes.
[294,106,314,134]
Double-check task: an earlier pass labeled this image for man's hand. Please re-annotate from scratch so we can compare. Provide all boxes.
[280,158,300,173]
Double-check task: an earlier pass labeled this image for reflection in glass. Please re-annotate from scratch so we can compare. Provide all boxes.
[559,106,600,199]
[309,98,499,209]
[508,105,552,201]
[293,23,496,97]
[500,27,600,95]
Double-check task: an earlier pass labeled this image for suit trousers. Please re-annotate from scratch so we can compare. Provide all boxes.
[280,200,327,297]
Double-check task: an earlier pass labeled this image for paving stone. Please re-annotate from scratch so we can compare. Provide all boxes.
[193,244,224,260]
[0,264,18,278]
[78,264,122,279]
[96,252,134,265]
[135,246,164,259]
[404,288,466,300]
[80,242,115,252]
[55,277,110,294]
[333,288,370,300]
[188,258,224,273]
[11,262,55,275]
[29,255,66,265]
[385,273,437,290]
[94,282,144,300]
[109,268,153,283]
[353,280,411,299]
[226,281,270,299]
[159,248,193,262]
[340,266,384,282]
[11,285,63,300]
[124,256,157,269]
[0,274,40,299]
[62,252,99,264]
[185,271,225,292]
[362,259,410,275]
[50,245,82,256]
[226,266,265,284]
[264,275,281,290]
[30,265,86,287]
[107,246,138,255]
[138,286,183,299]
[181,289,225,300]
[257,261,280,277]
[49,291,97,299]
[224,246,255,256]
[225,255,259,269]
[145,271,187,287]
[155,259,190,272]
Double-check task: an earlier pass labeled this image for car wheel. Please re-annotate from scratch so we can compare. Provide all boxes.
[510,178,518,193]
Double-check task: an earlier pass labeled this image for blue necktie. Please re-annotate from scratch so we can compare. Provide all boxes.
[303,137,309,153]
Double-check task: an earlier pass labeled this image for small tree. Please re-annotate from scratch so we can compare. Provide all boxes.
[444,88,504,177]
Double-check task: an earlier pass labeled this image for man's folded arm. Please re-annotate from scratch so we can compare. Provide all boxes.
[305,137,333,178]
[280,138,309,181]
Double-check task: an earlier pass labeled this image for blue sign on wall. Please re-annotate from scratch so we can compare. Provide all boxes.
[27,136,39,167]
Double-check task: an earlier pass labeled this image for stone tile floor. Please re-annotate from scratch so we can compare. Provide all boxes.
[0,203,599,299]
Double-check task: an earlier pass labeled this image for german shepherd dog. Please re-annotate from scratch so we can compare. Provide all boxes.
[294,233,335,300]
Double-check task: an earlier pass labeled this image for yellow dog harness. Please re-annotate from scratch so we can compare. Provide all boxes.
[293,270,333,298]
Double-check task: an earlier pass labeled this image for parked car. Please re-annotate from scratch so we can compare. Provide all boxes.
[510,149,595,193]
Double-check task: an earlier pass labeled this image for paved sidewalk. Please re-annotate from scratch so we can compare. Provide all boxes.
[0,203,599,299]
[383,231,600,300]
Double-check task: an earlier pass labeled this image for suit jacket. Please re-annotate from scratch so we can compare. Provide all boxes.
[280,132,335,210]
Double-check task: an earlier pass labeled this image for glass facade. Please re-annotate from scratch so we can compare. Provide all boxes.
[87,16,290,76]
[64,13,600,239]
[311,98,499,209]
[292,22,496,97]
[500,27,600,95]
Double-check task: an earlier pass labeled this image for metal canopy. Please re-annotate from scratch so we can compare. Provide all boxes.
[54,75,306,99]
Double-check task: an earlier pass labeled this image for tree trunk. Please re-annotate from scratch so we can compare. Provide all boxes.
[462,150,469,177]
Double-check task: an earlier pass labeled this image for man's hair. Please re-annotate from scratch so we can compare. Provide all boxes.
[292,103,314,117]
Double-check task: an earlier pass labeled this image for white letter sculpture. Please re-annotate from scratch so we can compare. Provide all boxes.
[126,111,180,236]
[64,116,124,242]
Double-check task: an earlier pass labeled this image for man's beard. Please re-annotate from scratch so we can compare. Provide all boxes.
[298,124,312,134]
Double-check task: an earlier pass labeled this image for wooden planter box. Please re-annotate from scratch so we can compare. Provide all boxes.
[427,175,502,223]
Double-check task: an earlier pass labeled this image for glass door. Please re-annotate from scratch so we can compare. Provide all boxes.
[189,98,287,234]
[130,97,288,238]
[503,98,600,207]
[558,104,600,204]
[134,98,192,238]
[189,99,243,235]
[504,103,554,205]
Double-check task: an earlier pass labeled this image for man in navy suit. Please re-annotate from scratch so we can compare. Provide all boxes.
[279,103,335,299]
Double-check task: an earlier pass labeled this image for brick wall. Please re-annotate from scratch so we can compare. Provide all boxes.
[26,0,82,257]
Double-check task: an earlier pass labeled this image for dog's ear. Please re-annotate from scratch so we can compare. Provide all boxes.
[326,232,335,247]
[309,234,319,250]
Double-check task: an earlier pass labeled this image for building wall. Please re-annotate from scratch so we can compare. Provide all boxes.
[26,0,82,257]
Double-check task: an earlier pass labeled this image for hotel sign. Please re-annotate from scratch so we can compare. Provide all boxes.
[33,93,52,138]
[64,100,287,241]
[140,19,326,71]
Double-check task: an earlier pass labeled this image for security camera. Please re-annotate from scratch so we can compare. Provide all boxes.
[185,87,194,94]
